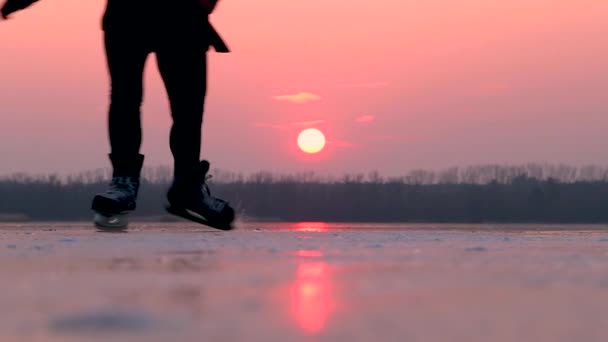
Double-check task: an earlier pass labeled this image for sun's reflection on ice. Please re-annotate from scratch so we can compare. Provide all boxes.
[291,250,335,335]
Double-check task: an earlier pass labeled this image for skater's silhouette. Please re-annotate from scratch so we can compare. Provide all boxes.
[2,0,236,230]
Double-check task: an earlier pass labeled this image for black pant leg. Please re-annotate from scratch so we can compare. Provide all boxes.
[104,30,150,159]
[154,30,208,178]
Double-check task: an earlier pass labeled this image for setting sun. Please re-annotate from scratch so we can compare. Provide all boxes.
[297,129,326,154]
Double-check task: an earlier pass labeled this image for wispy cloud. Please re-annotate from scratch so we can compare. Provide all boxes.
[254,120,325,129]
[273,92,322,104]
[336,82,389,89]
[367,134,419,142]
[327,140,354,148]
[293,120,326,126]
[253,123,287,130]
[355,115,375,123]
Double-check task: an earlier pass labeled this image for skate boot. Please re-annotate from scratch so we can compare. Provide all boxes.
[166,160,235,230]
[92,154,144,230]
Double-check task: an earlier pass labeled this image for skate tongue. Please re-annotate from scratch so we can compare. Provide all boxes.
[174,160,210,185]
[198,160,211,179]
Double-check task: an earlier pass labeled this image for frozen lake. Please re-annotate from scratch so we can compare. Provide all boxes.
[1,222,607,341]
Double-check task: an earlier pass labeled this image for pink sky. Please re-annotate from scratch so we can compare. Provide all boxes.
[1,0,607,177]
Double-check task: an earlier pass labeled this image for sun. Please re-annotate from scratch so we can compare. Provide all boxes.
[298,128,326,154]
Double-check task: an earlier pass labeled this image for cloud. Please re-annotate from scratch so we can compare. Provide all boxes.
[336,82,389,89]
[355,115,375,123]
[253,123,287,130]
[326,140,354,148]
[254,120,326,129]
[293,120,326,126]
[273,92,322,104]
[367,134,420,142]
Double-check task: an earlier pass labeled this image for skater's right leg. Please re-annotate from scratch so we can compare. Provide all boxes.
[91,30,151,227]
[154,25,235,229]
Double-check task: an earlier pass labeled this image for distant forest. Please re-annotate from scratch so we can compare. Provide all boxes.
[1,163,608,223]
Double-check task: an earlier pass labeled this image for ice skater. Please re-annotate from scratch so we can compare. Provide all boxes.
[1,0,236,230]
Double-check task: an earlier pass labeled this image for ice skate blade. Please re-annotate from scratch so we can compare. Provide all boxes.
[165,205,234,231]
[93,212,129,231]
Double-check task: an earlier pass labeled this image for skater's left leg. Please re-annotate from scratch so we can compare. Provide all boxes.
[91,29,150,228]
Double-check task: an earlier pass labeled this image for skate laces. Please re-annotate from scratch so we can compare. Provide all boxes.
[200,174,227,211]
[109,176,138,196]
[202,175,213,195]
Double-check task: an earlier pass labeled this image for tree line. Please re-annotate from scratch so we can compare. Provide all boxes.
[1,163,607,223]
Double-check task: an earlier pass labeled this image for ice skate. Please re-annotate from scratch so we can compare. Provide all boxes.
[91,154,143,230]
[166,160,235,230]
[93,211,131,230]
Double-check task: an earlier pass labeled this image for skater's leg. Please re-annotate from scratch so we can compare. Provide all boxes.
[91,30,150,228]
[104,30,150,169]
[155,33,207,179]
[155,29,234,228]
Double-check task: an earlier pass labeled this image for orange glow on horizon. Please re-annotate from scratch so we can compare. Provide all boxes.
[294,222,328,232]
[295,250,324,258]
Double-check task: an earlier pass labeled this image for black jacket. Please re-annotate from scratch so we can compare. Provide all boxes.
[1,0,229,52]
[102,0,229,52]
